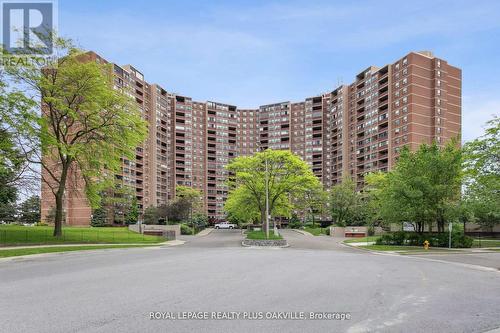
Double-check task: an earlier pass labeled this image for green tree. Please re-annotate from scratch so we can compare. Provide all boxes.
[366,141,462,233]
[18,195,40,224]
[0,72,32,206]
[159,186,203,223]
[226,149,320,233]
[90,207,108,227]
[225,185,265,226]
[143,206,159,225]
[0,202,17,224]
[463,117,500,231]
[175,185,203,217]
[295,183,327,227]
[4,40,148,236]
[125,197,139,225]
[329,177,360,227]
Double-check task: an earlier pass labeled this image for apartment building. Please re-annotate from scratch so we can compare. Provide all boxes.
[40,50,461,226]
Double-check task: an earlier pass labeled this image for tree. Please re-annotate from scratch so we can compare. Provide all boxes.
[0,202,17,224]
[143,206,159,225]
[295,183,327,227]
[463,117,500,231]
[4,39,148,236]
[125,197,139,225]
[225,185,264,226]
[366,141,462,233]
[329,177,360,227]
[45,207,66,225]
[90,207,108,227]
[0,71,33,206]
[18,195,40,224]
[159,186,203,223]
[226,149,320,233]
[175,185,203,217]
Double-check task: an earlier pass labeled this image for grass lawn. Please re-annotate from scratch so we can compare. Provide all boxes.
[303,227,328,236]
[359,245,463,253]
[246,230,283,240]
[343,236,380,244]
[472,239,500,248]
[0,225,164,246]
[0,244,158,258]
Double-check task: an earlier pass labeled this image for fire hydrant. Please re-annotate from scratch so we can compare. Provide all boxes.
[423,240,430,250]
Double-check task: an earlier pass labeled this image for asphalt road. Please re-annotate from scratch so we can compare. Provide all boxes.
[1,230,500,333]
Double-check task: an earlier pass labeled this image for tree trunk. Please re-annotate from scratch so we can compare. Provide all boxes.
[261,207,267,231]
[53,162,69,237]
[53,190,64,237]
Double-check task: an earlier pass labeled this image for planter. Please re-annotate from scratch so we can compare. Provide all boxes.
[242,239,289,247]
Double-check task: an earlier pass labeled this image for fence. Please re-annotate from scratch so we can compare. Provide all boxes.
[0,228,165,246]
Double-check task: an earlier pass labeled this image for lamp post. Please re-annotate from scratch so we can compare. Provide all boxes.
[257,144,270,239]
[264,150,270,239]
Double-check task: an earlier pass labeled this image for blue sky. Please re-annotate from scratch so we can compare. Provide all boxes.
[58,0,500,142]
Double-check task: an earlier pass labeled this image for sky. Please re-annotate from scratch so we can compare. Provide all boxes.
[58,0,500,142]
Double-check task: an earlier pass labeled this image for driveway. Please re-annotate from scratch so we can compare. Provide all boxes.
[1,229,499,333]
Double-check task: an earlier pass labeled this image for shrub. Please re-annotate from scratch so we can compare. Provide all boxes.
[288,220,302,229]
[392,231,407,245]
[375,231,473,248]
[180,223,194,235]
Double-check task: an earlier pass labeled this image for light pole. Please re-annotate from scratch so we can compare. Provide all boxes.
[257,144,270,239]
[265,151,270,239]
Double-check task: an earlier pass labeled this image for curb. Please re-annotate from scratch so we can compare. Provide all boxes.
[241,239,289,248]
[0,244,163,263]
[195,228,213,237]
[292,229,313,236]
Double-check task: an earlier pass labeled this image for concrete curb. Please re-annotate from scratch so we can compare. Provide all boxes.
[196,228,213,237]
[0,244,165,263]
[292,229,313,236]
[241,239,289,248]
[0,242,171,251]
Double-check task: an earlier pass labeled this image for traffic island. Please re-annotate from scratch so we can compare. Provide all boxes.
[242,230,289,248]
[242,239,289,247]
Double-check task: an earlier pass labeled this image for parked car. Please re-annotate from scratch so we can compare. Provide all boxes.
[214,222,237,229]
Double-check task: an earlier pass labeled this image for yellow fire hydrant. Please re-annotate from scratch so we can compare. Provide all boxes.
[423,240,430,250]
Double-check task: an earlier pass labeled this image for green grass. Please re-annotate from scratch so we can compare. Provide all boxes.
[246,230,283,240]
[487,248,500,252]
[359,245,462,253]
[0,244,158,258]
[303,227,328,236]
[0,225,164,246]
[472,239,500,248]
[343,236,380,243]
